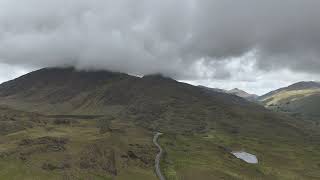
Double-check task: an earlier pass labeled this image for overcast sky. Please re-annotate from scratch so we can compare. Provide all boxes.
[0,0,320,95]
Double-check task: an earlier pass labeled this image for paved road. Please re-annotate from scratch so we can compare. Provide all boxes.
[153,132,166,180]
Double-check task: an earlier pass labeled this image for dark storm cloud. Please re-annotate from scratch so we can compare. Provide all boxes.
[0,0,319,79]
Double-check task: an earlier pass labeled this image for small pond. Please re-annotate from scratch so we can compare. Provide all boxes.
[231,151,258,164]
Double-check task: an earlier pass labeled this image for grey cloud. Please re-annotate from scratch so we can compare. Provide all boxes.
[0,0,320,80]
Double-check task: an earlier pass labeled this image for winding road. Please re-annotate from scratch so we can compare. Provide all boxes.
[153,132,166,180]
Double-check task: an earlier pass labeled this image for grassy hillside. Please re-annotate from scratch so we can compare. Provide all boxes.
[0,68,319,179]
[259,82,320,121]
[0,68,277,134]
[160,131,320,180]
[0,107,158,180]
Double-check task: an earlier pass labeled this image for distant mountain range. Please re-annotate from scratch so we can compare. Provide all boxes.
[200,81,320,122]
[198,86,258,101]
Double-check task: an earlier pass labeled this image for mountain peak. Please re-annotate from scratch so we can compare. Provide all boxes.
[142,73,176,82]
[229,88,244,93]
[198,86,258,101]
[227,88,258,99]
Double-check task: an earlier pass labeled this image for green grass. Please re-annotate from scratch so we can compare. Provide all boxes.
[0,116,158,180]
[0,111,319,179]
[0,156,70,180]
[262,89,320,106]
[0,105,319,179]
[160,131,320,180]
[261,89,320,121]
[0,68,319,179]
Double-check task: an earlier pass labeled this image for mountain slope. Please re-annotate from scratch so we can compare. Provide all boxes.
[260,81,320,100]
[0,105,158,179]
[0,68,319,179]
[0,68,272,133]
[0,67,313,136]
[198,86,258,101]
[227,88,258,101]
[259,81,320,121]
[198,85,226,93]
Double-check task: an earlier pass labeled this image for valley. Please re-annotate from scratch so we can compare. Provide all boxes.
[1,1,320,179]
[0,68,319,179]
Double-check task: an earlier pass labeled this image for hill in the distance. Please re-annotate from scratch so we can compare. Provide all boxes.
[227,88,258,101]
[259,81,320,121]
[198,85,258,101]
[0,67,319,179]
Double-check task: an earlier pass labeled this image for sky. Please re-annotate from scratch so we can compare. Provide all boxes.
[0,0,320,95]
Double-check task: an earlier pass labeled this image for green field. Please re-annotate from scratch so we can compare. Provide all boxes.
[0,107,319,180]
[161,131,320,180]
[0,110,158,180]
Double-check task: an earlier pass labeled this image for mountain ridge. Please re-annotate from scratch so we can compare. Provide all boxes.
[259,81,320,100]
[258,81,320,121]
[198,85,258,101]
[0,67,294,134]
[0,67,319,179]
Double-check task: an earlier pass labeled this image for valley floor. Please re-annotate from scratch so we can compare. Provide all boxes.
[160,132,320,180]
[0,110,319,179]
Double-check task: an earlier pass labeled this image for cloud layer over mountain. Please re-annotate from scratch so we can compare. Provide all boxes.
[0,0,319,92]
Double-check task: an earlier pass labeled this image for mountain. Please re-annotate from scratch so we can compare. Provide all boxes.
[198,85,226,93]
[227,88,258,101]
[0,68,319,179]
[0,67,271,133]
[259,81,320,100]
[259,81,320,121]
[198,86,258,101]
